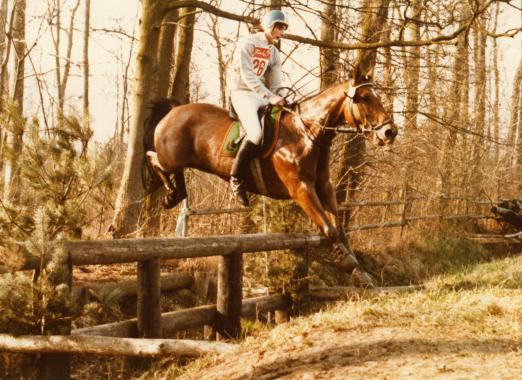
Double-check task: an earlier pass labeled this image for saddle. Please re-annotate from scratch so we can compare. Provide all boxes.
[221,105,283,159]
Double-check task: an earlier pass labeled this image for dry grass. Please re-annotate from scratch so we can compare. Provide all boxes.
[151,250,522,379]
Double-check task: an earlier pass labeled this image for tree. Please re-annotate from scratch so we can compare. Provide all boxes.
[170,7,195,104]
[3,0,26,202]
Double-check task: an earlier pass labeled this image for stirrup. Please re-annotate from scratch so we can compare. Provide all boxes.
[230,176,249,206]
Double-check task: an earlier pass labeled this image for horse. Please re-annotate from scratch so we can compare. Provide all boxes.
[143,62,397,275]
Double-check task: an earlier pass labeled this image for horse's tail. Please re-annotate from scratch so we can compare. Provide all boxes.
[142,98,179,192]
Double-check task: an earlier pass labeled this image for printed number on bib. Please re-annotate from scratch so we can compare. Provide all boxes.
[253,59,267,76]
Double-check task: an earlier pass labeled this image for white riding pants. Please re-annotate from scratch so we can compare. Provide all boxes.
[230,90,269,145]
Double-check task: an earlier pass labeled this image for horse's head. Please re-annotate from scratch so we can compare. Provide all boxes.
[342,64,397,145]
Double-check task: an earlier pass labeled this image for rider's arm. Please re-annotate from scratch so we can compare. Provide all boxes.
[238,38,273,98]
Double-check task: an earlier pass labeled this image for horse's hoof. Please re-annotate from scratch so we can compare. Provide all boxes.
[351,268,375,288]
[334,254,359,272]
[333,242,359,271]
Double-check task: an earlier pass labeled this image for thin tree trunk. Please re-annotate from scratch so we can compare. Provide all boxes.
[211,13,227,108]
[83,0,91,128]
[319,0,337,90]
[400,0,421,222]
[3,0,26,203]
[440,4,469,215]
[508,59,522,170]
[156,10,178,99]
[0,0,8,100]
[170,7,195,104]
[53,0,62,113]
[470,15,487,190]
[60,0,81,112]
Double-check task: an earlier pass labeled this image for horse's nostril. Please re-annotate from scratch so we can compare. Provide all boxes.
[385,128,395,139]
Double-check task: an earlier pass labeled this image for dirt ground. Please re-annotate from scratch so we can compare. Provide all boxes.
[178,324,521,380]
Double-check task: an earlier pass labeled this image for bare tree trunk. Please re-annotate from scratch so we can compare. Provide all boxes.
[59,0,81,112]
[400,0,421,221]
[211,13,227,108]
[141,9,179,237]
[83,0,91,128]
[53,0,62,113]
[170,7,195,104]
[3,0,26,203]
[319,0,337,90]
[509,59,522,173]
[156,10,178,98]
[470,15,487,194]
[110,0,165,237]
[492,3,500,165]
[440,4,469,215]
[0,0,9,172]
[0,0,8,100]
[11,0,25,109]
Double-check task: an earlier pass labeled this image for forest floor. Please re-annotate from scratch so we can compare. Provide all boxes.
[154,252,522,380]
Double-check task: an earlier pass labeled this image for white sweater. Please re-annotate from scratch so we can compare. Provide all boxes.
[230,32,283,98]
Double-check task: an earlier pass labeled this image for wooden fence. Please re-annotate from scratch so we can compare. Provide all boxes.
[3,233,331,379]
[175,196,496,237]
[0,196,505,378]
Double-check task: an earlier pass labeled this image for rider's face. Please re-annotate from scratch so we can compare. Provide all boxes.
[268,23,287,43]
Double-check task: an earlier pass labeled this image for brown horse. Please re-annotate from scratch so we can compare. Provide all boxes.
[144,63,397,271]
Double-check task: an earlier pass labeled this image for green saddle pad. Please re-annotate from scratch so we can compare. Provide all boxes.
[221,106,281,157]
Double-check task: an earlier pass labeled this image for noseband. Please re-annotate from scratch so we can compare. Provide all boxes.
[344,83,393,133]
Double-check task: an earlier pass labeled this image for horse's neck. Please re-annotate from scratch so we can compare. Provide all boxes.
[299,83,346,138]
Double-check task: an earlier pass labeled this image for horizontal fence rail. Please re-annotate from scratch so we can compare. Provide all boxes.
[18,233,328,270]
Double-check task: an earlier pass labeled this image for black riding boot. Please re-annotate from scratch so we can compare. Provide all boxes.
[230,139,257,206]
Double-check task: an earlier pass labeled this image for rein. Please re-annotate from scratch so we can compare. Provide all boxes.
[282,82,392,139]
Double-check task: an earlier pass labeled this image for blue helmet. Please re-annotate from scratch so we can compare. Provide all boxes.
[261,10,288,31]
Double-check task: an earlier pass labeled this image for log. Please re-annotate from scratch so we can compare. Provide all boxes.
[0,334,235,357]
[73,294,291,338]
[50,233,327,268]
[74,273,193,299]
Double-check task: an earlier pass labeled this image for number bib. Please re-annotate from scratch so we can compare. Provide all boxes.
[252,46,271,77]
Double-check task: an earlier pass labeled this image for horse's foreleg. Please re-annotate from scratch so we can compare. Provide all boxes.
[292,181,338,240]
[293,181,359,271]
[316,181,347,245]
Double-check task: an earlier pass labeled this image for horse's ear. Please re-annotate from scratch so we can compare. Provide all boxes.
[353,62,375,84]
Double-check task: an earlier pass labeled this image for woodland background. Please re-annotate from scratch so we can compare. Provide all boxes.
[0,0,520,378]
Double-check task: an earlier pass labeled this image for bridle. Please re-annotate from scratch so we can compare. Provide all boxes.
[283,82,393,139]
[342,82,393,133]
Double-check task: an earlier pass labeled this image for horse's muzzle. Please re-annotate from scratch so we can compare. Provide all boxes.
[376,123,398,144]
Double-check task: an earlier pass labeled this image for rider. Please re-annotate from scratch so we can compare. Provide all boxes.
[229,9,288,206]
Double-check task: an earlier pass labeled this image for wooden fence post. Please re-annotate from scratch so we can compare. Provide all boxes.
[39,246,72,380]
[137,259,161,338]
[216,252,243,340]
[289,246,309,317]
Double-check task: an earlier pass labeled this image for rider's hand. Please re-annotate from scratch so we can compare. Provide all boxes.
[268,94,286,107]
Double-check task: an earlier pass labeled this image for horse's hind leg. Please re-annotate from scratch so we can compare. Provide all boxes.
[162,170,187,209]
[146,152,186,209]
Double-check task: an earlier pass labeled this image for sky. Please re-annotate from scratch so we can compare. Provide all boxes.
[23,0,522,142]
